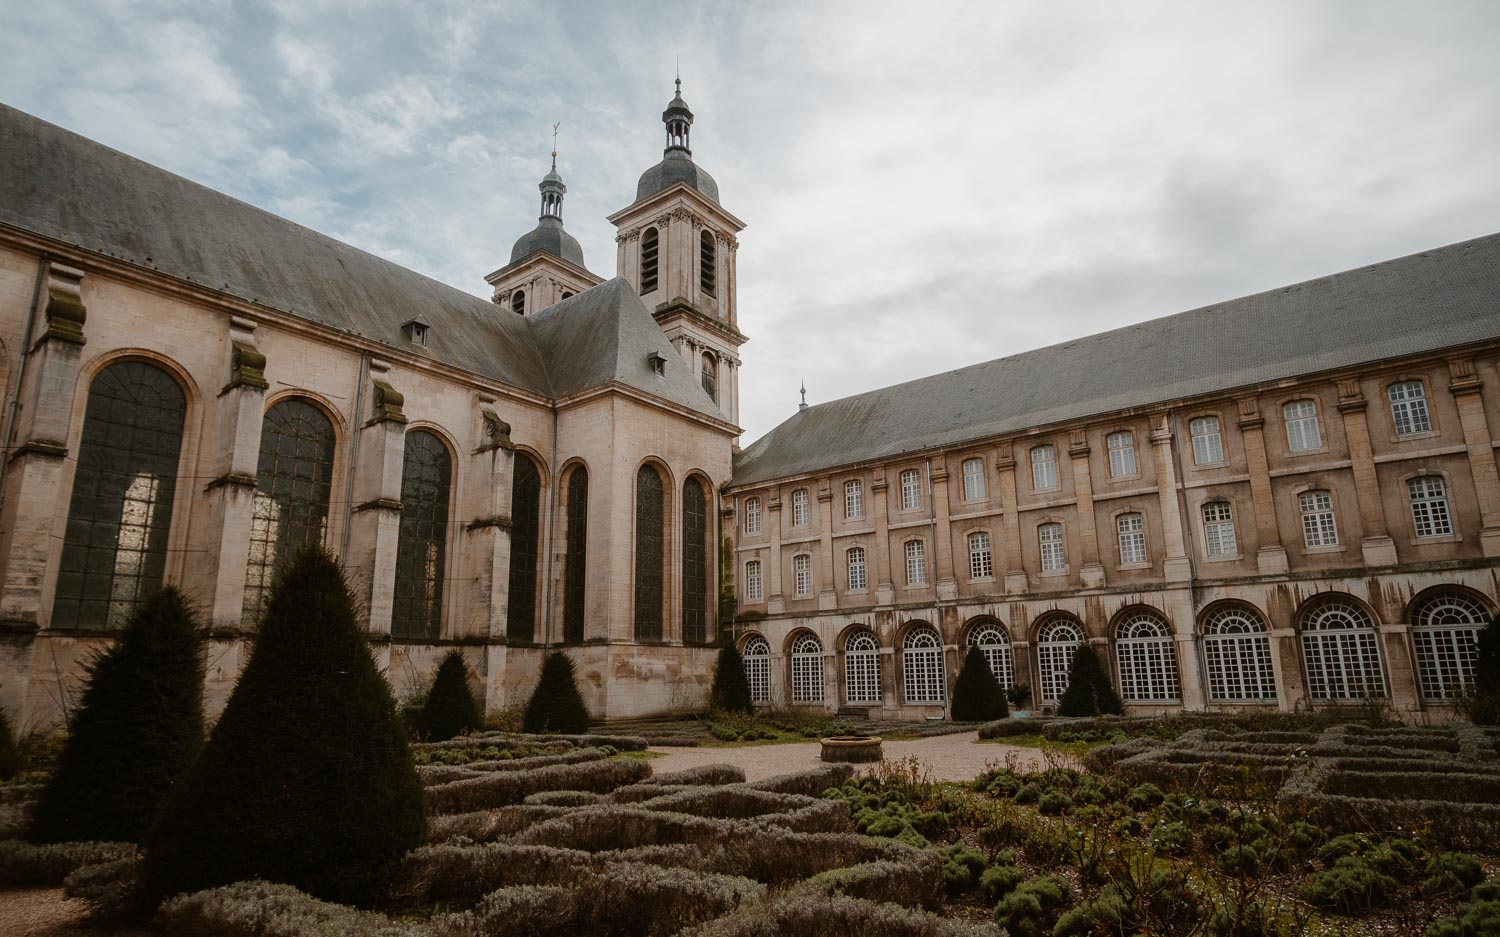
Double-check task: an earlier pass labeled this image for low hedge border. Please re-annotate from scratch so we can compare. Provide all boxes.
[157,881,438,937]
[425,756,652,815]
[0,838,138,886]
[417,748,608,786]
[793,856,943,909]
[397,841,596,908]
[426,805,570,844]
[680,892,1005,937]
[639,763,746,786]
[612,783,697,803]
[744,763,855,797]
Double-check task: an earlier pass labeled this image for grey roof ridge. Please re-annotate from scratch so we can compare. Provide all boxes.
[771,231,1500,430]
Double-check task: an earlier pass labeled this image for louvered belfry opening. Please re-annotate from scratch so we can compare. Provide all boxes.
[640,227,659,294]
[700,229,716,296]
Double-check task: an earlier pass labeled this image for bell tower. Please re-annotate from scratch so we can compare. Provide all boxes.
[608,79,747,431]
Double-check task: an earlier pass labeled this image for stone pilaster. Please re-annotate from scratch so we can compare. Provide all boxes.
[1236,396,1289,574]
[995,446,1029,594]
[817,484,837,610]
[348,364,408,637]
[0,263,87,629]
[1336,379,1398,566]
[463,404,516,645]
[871,472,894,605]
[1067,431,1105,588]
[1447,358,1500,556]
[930,459,958,600]
[765,495,784,613]
[1150,415,1193,582]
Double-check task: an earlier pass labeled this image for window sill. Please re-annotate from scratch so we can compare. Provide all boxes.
[1202,553,1243,564]
[1302,544,1345,555]
[1391,430,1439,443]
[1286,447,1330,458]
[1104,474,1141,484]
[1411,533,1461,545]
[1116,562,1150,571]
[901,582,930,591]
[969,576,996,584]
[1191,460,1228,470]
[845,588,869,596]
[1039,569,1069,578]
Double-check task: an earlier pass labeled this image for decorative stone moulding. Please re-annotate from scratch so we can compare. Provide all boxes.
[820,735,883,764]
[43,263,87,344]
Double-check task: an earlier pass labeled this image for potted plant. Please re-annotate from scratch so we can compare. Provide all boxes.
[1007,684,1033,718]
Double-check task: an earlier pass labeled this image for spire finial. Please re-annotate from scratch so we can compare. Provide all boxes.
[550,121,560,172]
[798,380,808,411]
[676,56,680,94]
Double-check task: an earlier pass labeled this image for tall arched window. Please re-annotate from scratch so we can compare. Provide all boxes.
[53,361,186,629]
[392,430,451,639]
[244,398,336,623]
[743,635,770,703]
[844,630,881,703]
[1035,616,1083,704]
[1300,598,1386,700]
[682,477,708,644]
[510,290,525,315]
[968,621,1014,689]
[1115,610,1180,703]
[903,625,945,703]
[634,464,665,640]
[700,229,717,296]
[791,632,824,702]
[700,353,718,402]
[640,227,659,294]
[1410,591,1490,700]
[562,466,588,643]
[1202,605,1277,702]
[507,453,542,642]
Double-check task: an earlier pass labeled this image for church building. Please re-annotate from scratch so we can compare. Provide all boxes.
[0,83,1497,728]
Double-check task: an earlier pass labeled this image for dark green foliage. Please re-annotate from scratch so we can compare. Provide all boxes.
[993,874,1069,937]
[1472,613,1500,724]
[1126,783,1165,810]
[1150,821,1193,856]
[950,647,1008,722]
[144,548,424,908]
[1424,852,1486,895]
[937,843,987,894]
[1037,791,1072,815]
[978,862,1025,903]
[1006,684,1032,709]
[416,651,482,742]
[523,652,591,734]
[1057,644,1123,716]
[709,641,754,715]
[29,588,204,844]
[0,704,19,781]
[1301,856,1397,913]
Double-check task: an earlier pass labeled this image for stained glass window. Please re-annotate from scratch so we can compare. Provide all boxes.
[507,454,541,642]
[53,361,185,629]
[243,399,336,624]
[392,430,450,639]
[634,464,664,640]
[682,477,708,644]
[563,467,588,643]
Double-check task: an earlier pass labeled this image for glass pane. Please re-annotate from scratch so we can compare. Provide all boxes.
[507,454,542,641]
[392,431,451,639]
[563,468,589,642]
[681,477,708,644]
[634,466,665,640]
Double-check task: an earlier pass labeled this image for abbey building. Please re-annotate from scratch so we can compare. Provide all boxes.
[0,85,1497,728]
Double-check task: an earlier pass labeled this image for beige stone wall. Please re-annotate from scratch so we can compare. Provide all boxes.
[727,347,1500,722]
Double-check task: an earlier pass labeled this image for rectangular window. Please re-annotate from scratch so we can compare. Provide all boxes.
[744,498,761,534]
[793,554,812,597]
[1190,416,1224,465]
[904,540,926,585]
[962,457,987,500]
[900,468,921,510]
[847,547,867,591]
[1388,381,1432,436]
[1202,502,1238,556]
[1116,513,1146,565]
[745,560,762,601]
[1284,401,1322,452]
[1039,523,1065,572]
[1407,476,1453,538]
[1299,491,1339,547]
[1107,431,1137,478]
[968,531,993,579]
[1031,445,1057,490]
[791,488,809,527]
[844,480,863,519]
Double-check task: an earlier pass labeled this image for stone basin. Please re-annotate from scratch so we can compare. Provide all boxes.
[820,735,884,764]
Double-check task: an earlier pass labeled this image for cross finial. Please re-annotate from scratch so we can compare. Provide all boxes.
[550,121,560,171]
[675,57,681,95]
[798,380,808,411]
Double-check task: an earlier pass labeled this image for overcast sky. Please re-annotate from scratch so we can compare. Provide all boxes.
[4,1,1499,441]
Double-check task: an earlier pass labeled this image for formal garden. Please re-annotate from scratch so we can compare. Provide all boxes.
[1,548,1498,935]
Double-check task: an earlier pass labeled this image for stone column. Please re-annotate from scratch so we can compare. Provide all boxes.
[1150,415,1192,582]
[1271,627,1307,712]
[817,483,837,610]
[1067,430,1105,588]
[993,446,1029,595]
[1379,624,1421,716]
[347,366,407,637]
[930,459,958,600]
[668,210,691,301]
[1447,358,1500,557]
[725,238,739,327]
[1235,396,1289,574]
[0,263,87,629]
[765,495,784,613]
[466,408,517,713]
[871,472,894,605]
[1337,379,1399,566]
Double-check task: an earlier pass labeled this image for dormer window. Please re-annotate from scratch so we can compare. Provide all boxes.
[648,351,667,376]
[511,290,526,316]
[401,316,430,346]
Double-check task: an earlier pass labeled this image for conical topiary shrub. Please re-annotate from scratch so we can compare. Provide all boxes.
[709,640,754,715]
[0,703,20,782]
[1056,643,1124,717]
[1471,613,1500,725]
[144,547,424,908]
[416,650,483,741]
[951,646,1009,722]
[28,587,204,844]
[522,651,590,734]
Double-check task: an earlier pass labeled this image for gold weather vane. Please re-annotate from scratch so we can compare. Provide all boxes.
[550,122,560,171]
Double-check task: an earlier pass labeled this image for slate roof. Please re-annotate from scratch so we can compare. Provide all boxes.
[637,152,720,204]
[509,215,587,268]
[733,232,1500,486]
[0,104,723,422]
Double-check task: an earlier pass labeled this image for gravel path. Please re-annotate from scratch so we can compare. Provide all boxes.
[0,887,151,937]
[647,731,1047,782]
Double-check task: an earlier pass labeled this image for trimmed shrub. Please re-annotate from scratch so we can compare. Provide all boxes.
[1301,856,1397,913]
[425,805,569,844]
[1424,852,1486,895]
[800,857,942,908]
[979,862,1025,902]
[396,841,594,908]
[415,651,482,742]
[417,747,608,785]
[424,756,651,815]
[0,704,19,781]
[1057,644,1123,717]
[709,641,755,715]
[1037,791,1073,815]
[640,785,841,825]
[63,856,146,920]
[0,839,138,886]
[523,789,601,808]
[29,587,204,845]
[1471,612,1500,725]
[993,874,1071,937]
[583,861,763,935]
[156,881,427,937]
[614,782,697,803]
[951,647,1008,722]
[514,805,728,854]
[643,763,747,786]
[938,843,988,894]
[523,651,591,734]
[746,762,854,796]
[683,893,1005,937]
[144,548,424,908]
[465,885,579,937]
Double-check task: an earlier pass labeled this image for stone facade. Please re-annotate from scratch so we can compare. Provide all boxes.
[725,348,1500,722]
